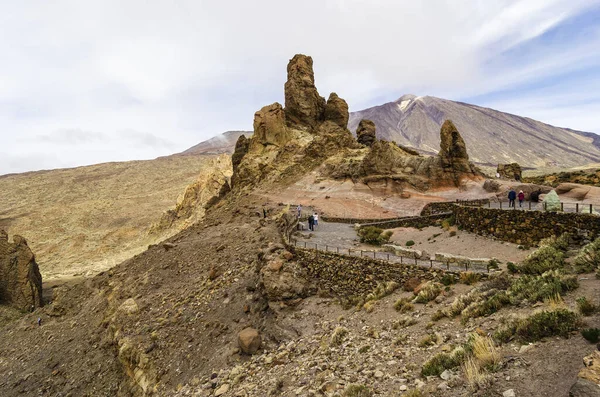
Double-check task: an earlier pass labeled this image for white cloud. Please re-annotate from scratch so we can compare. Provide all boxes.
[1,0,599,174]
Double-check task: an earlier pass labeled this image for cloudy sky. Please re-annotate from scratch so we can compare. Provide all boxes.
[2,0,600,175]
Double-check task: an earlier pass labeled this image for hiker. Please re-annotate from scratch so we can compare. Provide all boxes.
[495,172,500,179]
[518,190,525,207]
[313,213,319,229]
[308,214,315,231]
[296,204,302,219]
[508,188,516,208]
[514,173,521,182]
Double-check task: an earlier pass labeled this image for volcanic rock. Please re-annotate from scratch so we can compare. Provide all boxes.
[439,120,471,173]
[497,163,522,180]
[284,54,326,130]
[324,92,349,129]
[238,327,261,354]
[0,231,43,310]
[250,103,290,152]
[356,119,377,147]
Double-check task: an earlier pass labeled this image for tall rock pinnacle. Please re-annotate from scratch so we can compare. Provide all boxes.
[284,54,326,130]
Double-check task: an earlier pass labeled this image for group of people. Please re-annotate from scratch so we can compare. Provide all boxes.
[296,205,319,231]
[508,188,526,207]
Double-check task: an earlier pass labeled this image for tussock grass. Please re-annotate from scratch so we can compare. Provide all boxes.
[463,357,492,391]
[418,333,439,347]
[414,282,443,304]
[576,297,598,316]
[471,334,501,370]
[343,384,372,397]
[393,297,414,313]
[574,238,600,273]
[545,293,565,309]
[518,245,566,274]
[460,271,481,285]
[330,326,349,346]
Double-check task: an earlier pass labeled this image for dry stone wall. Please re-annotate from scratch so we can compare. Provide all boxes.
[293,248,459,298]
[453,205,600,245]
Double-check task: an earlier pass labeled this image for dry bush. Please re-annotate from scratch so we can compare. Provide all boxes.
[463,357,492,391]
[393,297,414,313]
[518,245,565,274]
[343,384,372,397]
[414,282,443,303]
[545,293,565,309]
[574,238,600,273]
[471,334,501,370]
[460,271,481,285]
[539,233,571,251]
[330,326,349,346]
[494,308,581,343]
[576,297,598,316]
[418,333,439,347]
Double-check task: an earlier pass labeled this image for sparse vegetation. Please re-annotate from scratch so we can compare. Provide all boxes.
[365,281,399,302]
[494,308,580,343]
[463,356,492,391]
[405,240,415,247]
[441,215,456,230]
[421,348,466,376]
[343,384,372,397]
[576,296,598,316]
[539,233,571,252]
[330,326,349,346]
[471,333,501,370]
[418,333,439,347]
[358,226,393,246]
[574,238,600,273]
[392,316,417,329]
[440,274,458,286]
[488,258,500,270]
[393,297,414,313]
[581,328,600,343]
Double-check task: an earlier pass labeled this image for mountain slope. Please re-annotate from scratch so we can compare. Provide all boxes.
[179,130,252,156]
[348,94,600,168]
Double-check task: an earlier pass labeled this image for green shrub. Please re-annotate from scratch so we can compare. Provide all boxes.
[421,346,468,376]
[576,297,598,316]
[581,328,600,343]
[507,262,518,274]
[508,270,578,304]
[357,226,391,246]
[405,240,415,247]
[494,309,580,343]
[574,238,600,273]
[461,291,511,322]
[440,274,458,286]
[441,215,456,230]
[460,271,481,285]
[518,245,565,275]
[488,258,501,270]
[539,233,571,251]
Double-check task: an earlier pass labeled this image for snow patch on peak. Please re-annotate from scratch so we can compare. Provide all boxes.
[398,100,412,111]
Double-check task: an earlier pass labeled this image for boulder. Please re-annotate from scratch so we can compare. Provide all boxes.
[356,119,377,147]
[324,92,349,129]
[0,232,43,310]
[569,351,600,396]
[250,102,290,152]
[497,163,522,181]
[569,379,600,397]
[238,327,261,354]
[284,54,326,130]
[543,190,562,212]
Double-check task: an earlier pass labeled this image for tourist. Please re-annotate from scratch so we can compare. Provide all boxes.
[308,214,315,231]
[313,213,319,228]
[508,188,516,208]
[495,172,500,179]
[518,190,525,207]
[297,204,302,219]
[530,189,542,203]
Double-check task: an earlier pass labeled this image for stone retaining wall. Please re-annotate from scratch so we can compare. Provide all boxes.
[293,248,459,298]
[320,216,401,224]
[362,213,449,229]
[453,205,600,245]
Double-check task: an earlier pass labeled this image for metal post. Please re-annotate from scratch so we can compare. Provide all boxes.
[500,201,502,209]
[337,247,339,254]
[361,250,363,257]
[304,241,306,248]
[465,263,468,271]
[544,202,547,211]
[529,201,531,210]
[488,201,491,208]
[400,256,403,264]
[430,260,433,268]
[561,202,564,212]
[414,257,417,265]
[576,203,579,213]
[446,261,449,270]
[387,253,390,261]
[326,245,328,252]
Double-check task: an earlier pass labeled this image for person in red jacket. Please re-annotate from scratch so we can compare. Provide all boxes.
[518,190,525,207]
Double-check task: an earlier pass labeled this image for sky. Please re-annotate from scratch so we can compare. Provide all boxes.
[1,0,600,175]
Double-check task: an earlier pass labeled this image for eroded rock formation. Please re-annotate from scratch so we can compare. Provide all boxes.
[284,54,326,130]
[356,119,377,147]
[439,120,472,174]
[250,103,290,153]
[324,93,349,129]
[497,162,522,180]
[0,230,43,310]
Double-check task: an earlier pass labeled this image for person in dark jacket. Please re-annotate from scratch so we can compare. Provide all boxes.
[508,188,517,208]
[308,214,315,231]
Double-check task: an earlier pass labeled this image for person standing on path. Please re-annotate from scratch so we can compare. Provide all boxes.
[508,188,517,208]
[518,190,525,207]
[313,213,319,229]
[297,204,302,219]
[308,214,315,231]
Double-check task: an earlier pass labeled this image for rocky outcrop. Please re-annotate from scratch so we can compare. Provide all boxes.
[250,103,290,152]
[439,120,471,173]
[356,119,377,147]
[151,155,233,233]
[238,327,261,355]
[497,163,522,180]
[0,231,43,310]
[569,351,600,396]
[324,93,349,129]
[284,54,326,130]
[231,134,250,188]
[259,245,310,302]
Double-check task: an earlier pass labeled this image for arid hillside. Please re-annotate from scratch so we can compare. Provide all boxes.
[0,155,220,280]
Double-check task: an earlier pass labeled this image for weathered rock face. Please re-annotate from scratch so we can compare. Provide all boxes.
[439,120,470,172]
[0,231,43,310]
[356,119,377,147]
[284,54,326,130]
[230,134,250,189]
[250,103,290,152]
[569,350,600,396]
[497,163,522,180]
[324,93,349,129]
[259,244,310,302]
